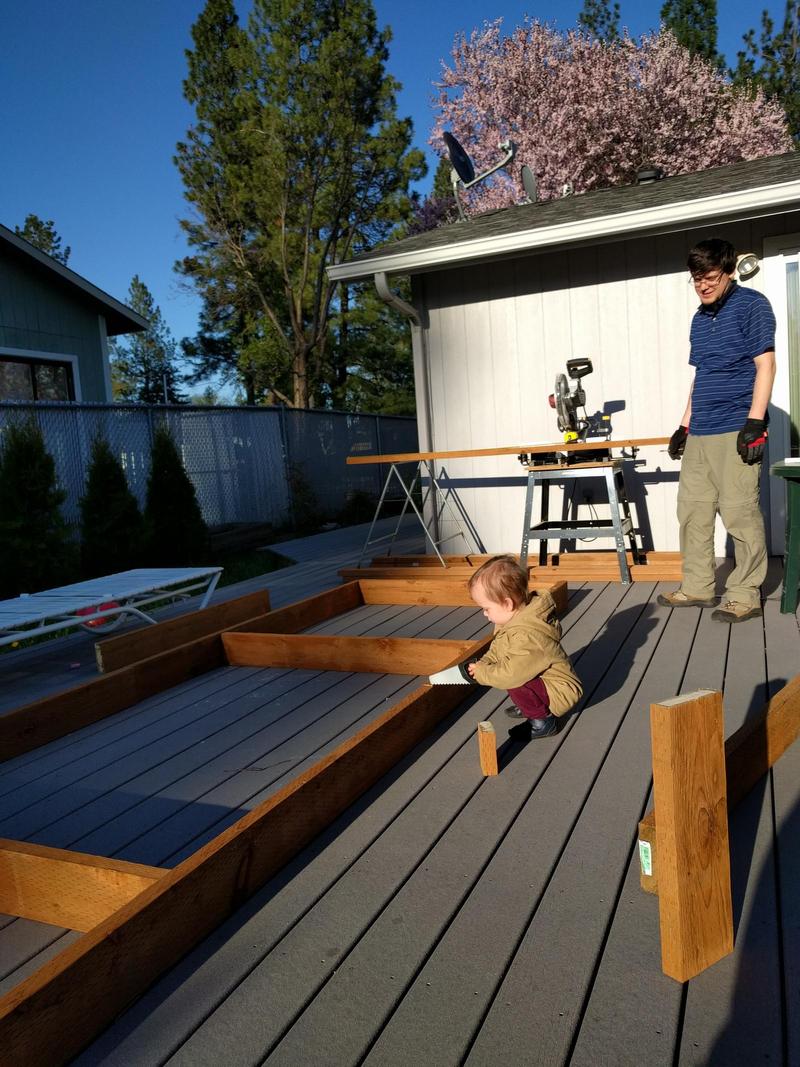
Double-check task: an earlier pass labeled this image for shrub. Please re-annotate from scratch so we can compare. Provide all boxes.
[144,424,208,564]
[0,419,75,597]
[79,435,144,578]
[287,463,320,533]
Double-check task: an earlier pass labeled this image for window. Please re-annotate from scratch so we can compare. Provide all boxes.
[0,356,75,402]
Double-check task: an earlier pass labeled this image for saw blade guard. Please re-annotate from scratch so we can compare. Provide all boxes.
[554,373,577,435]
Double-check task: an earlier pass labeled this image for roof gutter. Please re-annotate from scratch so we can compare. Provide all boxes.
[329,178,800,283]
[373,271,419,327]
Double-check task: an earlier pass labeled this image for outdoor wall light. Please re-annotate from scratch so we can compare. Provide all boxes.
[737,251,760,279]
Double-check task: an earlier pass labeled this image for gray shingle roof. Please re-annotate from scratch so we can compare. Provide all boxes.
[333,151,800,280]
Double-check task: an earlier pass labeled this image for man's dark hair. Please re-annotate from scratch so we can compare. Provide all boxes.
[687,238,737,277]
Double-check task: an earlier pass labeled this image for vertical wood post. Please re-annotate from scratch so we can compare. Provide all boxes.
[478,721,498,776]
[650,689,733,982]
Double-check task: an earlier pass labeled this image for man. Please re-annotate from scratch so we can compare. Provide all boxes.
[658,238,776,623]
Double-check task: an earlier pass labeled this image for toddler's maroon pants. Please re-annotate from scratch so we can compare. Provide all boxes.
[508,676,550,720]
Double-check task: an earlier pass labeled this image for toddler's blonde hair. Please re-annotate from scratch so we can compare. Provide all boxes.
[468,555,528,609]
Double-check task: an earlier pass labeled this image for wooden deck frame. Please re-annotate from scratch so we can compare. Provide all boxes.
[0,578,565,764]
[94,589,271,673]
[639,674,800,896]
[0,579,505,1065]
[356,576,569,615]
[0,840,166,932]
[345,553,682,585]
[222,633,481,674]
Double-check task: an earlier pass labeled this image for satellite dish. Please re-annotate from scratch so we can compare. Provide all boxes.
[521,165,537,204]
[442,131,517,221]
[443,132,475,184]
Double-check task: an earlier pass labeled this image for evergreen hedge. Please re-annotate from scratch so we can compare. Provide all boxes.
[79,435,144,578]
[144,424,209,565]
[0,419,75,598]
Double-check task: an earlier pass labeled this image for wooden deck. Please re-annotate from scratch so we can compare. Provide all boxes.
[1,521,798,1066]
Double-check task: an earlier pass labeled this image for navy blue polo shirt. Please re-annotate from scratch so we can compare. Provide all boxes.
[688,283,775,435]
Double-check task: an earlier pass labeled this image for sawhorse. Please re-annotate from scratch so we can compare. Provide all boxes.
[356,460,481,568]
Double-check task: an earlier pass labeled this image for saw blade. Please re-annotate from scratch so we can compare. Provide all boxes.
[429,662,474,685]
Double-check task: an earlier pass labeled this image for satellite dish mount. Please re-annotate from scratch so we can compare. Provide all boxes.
[443,131,516,222]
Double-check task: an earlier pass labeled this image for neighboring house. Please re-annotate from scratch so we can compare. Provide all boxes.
[329,152,800,555]
[0,223,147,403]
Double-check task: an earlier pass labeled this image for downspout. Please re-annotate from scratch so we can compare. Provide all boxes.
[373,271,433,451]
[373,270,438,546]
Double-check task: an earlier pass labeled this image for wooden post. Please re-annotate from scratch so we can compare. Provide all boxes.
[639,672,800,895]
[478,721,498,776]
[650,690,733,982]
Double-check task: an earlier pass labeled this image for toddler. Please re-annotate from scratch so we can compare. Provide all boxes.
[467,555,583,738]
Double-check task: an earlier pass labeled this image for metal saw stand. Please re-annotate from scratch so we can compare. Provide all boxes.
[519,458,641,583]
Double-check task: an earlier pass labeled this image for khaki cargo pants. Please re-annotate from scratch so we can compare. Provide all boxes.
[677,431,766,608]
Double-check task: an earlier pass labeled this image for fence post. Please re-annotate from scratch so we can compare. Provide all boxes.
[279,404,296,529]
[650,689,733,982]
[375,414,383,499]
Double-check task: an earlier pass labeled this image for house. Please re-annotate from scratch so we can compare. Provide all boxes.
[0,223,147,403]
[329,151,800,555]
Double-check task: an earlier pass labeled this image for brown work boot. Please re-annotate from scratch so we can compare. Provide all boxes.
[657,589,716,609]
[711,600,762,623]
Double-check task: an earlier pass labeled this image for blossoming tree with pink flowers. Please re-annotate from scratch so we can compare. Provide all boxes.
[430,23,792,214]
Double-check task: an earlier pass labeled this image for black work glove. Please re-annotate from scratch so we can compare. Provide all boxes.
[668,425,688,460]
[736,418,768,464]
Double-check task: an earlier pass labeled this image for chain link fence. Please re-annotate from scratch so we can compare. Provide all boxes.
[0,402,418,531]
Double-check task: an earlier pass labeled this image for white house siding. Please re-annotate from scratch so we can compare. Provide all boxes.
[412,211,800,556]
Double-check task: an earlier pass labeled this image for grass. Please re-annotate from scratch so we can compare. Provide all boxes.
[214,546,291,587]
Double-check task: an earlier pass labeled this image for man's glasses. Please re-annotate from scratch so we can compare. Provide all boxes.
[690,271,725,289]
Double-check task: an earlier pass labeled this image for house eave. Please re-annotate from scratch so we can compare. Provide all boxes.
[0,223,149,335]
[327,178,800,284]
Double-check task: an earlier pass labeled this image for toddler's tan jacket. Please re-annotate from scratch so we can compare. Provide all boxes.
[470,590,583,717]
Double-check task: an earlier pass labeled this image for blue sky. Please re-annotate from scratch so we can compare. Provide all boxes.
[0,0,784,381]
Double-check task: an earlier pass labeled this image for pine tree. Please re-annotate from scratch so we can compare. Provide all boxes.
[0,420,74,597]
[408,157,458,234]
[176,0,425,409]
[143,424,208,565]
[14,214,71,265]
[111,276,186,404]
[578,0,620,41]
[732,2,800,144]
[660,0,721,66]
[79,436,144,578]
[328,280,416,414]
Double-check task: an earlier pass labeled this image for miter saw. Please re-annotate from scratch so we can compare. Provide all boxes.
[518,358,612,468]
[549,358,611,444]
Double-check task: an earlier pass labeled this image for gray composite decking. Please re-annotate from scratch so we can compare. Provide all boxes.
[1,523,798,1066]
